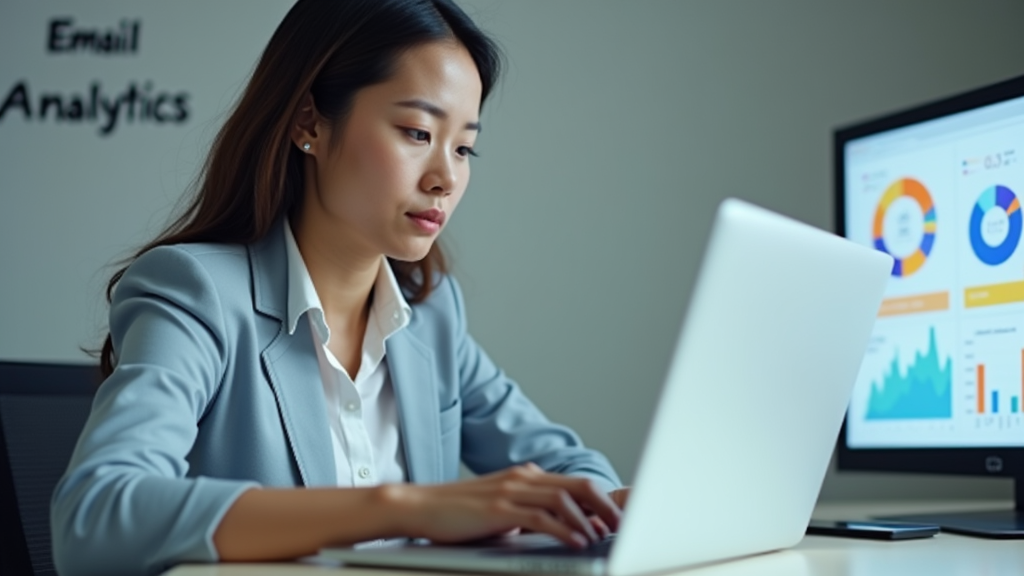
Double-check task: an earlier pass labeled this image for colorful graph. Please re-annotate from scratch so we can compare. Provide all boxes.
[972,349,1024,415]
[866,327,952,420]
[969,185,1021,266]
[872,178,936,277]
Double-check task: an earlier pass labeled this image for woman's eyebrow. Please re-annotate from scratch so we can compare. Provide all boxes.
[395,99,481,131]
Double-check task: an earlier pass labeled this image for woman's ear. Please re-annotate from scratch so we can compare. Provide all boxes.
[291,93,321,154]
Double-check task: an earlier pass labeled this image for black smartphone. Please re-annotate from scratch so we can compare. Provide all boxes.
[806,519,940,540]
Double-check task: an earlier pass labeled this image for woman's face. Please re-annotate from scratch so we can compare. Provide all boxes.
[300,41,483,262]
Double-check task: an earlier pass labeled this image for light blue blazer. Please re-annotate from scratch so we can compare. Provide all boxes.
[50,222,620,576]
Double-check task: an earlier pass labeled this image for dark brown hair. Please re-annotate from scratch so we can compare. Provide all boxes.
[99,0,502,376]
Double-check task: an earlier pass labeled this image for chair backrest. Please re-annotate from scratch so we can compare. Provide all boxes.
[0,362,99,576]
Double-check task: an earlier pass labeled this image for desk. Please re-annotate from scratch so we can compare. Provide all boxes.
[165,501,1023,576]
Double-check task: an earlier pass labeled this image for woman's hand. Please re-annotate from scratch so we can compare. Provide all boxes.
[609,487,629,509]
[384,463,622,549]
[584,487,630,538]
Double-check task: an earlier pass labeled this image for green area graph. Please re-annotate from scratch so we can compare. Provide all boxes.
[866,327,952,419]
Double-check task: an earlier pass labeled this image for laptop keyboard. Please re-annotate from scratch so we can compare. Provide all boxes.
[487,535,615,558]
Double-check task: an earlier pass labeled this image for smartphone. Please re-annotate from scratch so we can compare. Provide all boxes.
[806,519,940,540]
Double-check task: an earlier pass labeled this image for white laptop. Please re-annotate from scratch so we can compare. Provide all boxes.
[321,198,893,576]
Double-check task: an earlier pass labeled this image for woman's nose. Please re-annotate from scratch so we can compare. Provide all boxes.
[420,150,457,196]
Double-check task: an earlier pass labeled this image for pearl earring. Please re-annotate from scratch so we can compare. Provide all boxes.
[302,142,311,152]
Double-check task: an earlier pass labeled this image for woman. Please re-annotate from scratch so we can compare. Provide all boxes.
[52,1,627,575]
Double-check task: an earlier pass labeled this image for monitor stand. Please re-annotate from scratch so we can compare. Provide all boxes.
[877,476,1024,539]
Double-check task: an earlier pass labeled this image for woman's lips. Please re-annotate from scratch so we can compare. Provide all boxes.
[406,208,445,233]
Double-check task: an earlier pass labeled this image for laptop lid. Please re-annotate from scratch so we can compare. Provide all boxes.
[608,198,891,575]
[322,198,893,576]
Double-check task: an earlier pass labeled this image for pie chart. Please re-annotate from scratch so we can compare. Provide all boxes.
[969,185,1021,266]
[872,178,936,277]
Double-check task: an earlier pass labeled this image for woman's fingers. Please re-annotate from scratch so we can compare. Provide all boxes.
[408,467,622,547]
[589,515,611,539]
[498,481,599,543]
[501,504,589,549]
[563,480,621,530]
[504,466,622,532]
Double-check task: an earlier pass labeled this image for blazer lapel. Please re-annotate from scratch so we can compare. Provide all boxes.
[249,223,336,487]
[387,329,441,484]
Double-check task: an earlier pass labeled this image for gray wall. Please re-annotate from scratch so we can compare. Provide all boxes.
[448,0,1024,501]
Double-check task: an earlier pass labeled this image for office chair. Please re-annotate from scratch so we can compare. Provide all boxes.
[0,362,100,576]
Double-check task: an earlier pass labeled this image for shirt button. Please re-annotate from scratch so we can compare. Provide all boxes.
[346,402,358,412]
[392,310,401,320]
[358,467,371,479]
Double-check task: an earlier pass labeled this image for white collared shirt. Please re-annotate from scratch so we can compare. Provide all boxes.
[283,221,411,487]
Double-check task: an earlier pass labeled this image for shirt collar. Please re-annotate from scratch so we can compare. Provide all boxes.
[283,220,412,345]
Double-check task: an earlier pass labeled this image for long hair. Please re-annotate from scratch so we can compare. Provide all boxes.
[99,0,502,376]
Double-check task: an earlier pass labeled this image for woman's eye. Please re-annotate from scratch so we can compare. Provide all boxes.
[406,128,430,142]
[457,146,478,158]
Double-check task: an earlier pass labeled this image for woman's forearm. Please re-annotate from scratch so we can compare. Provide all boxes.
[213,485,408,560]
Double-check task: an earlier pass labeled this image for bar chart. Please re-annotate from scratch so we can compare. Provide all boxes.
[969,352,1024,416]
[961,320,1024,432]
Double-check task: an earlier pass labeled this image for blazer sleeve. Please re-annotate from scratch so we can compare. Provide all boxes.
[50,246,258,576]
[447,277,623,493]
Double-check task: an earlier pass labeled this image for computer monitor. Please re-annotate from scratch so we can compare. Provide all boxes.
[835,74,1024,538]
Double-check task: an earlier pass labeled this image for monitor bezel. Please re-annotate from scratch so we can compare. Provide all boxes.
[834,73,1024,479]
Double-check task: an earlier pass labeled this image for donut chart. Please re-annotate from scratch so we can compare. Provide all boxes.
[872,178,936,277]
[969,185,1021,266]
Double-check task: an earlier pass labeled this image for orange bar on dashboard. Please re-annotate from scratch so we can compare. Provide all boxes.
[978,364,986,414]
[878,291,950,317]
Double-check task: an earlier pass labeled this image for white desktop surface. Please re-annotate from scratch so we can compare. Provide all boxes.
[163,501,1023,576]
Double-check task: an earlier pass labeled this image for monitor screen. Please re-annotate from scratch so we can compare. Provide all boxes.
[834,75,1024,537]
[841,86,1024,450]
